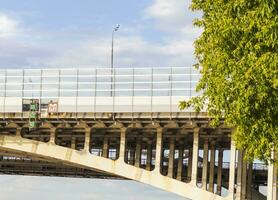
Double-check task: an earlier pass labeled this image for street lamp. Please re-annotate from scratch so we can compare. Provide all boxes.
[111,24,120,96]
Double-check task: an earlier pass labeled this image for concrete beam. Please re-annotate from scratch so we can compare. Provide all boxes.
[0,135,225,200]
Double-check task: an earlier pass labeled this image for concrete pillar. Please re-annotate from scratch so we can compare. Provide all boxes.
[71,137,76,150]
[134,136,141,168]
[187,148,193,181]
[241,152,247,200]
[209,141,216,193]
[202,138,209,190]
[83,128,91,152]
[267,149,277,200]
[217,148,223,195]
[118,128,127,162]
[49,127,56,144]
[236,150,243,200]
[129,149,135,165]
[168,137,175,178]
[228,138,237,198]
[247,163,253,200]
[177,141,184,181]
[191,127,200,185]
[146,140,152,171]
[154,128,163,174]
[102,136,109,158]
[15,128,21,137]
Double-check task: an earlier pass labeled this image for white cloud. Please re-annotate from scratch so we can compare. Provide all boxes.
[0,1,201,68]
[144,0,196,32]
[0,13,19,38]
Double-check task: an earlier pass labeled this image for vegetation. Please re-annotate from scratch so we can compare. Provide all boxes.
[180,0,278,163]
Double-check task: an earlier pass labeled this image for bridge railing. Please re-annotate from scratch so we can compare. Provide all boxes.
[0,67,202,114]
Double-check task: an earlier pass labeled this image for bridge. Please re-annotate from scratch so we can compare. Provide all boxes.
[0,67,276,200]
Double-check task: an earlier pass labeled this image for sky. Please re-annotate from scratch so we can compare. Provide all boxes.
[0,0,201,68]
[0,0,201,199]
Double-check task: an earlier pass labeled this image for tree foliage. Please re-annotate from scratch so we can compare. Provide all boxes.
[180,0,278,162]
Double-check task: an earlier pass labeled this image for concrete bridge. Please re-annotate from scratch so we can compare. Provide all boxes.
[0,67,276,200]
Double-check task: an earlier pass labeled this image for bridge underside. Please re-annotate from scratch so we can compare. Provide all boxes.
[0,115,275,200]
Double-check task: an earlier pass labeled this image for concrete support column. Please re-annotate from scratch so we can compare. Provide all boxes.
[130,149,135,165]
[168,137,175,178]
[154,128,163,174]
[49,127,56,144]
[228,138,237,198]
[84,128,91,152]
[247,163,253,200]
[236,150,243,200]
[15,128,21,137]
[177,141,184,181]
[187,148,193,181]
[202,138,209,190]
[217,148,223,195]
[134,136,141,168]
[209,141,216,193]
[118,128,127,162]
[71,137,76,150]
[241,152,247,200]
[102,136,109,158]
[267,149,277,200]
[146,140,152,171]
[191,127,200,185]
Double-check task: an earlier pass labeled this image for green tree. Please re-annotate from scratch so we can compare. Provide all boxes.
[180,0,278,163]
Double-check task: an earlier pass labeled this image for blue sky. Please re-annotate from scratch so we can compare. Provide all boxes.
[0,0,201,68]
[0,1,200,199]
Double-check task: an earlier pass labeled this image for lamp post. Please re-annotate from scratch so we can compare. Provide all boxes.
[111,24,120,96]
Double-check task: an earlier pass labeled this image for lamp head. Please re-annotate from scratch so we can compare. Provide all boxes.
[114,24,120,31]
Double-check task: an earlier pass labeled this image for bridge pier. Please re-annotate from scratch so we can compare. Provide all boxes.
[190,127,199,186]
[267,149,277,200]
[236,150,243,200]
[176,140,184,181]
[168,137,175,178]
[146,140,152,171]
[202,138,209,190]
[84,128,91,152]
[209,141,216,193]
[134,136,141,168]
[118,128,126,163]
[241,152,247,200]
[217,148,223,196]
[228,138,237,199]
[154,128,163,174]
[102,136,109,158]
[246,163,253,200]
[49,127,56,144]
[71,137,76,150]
